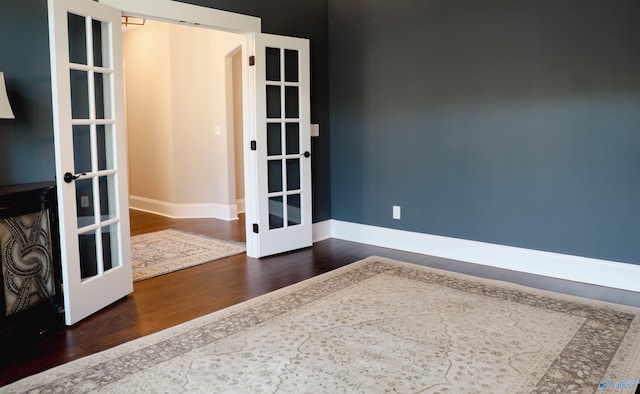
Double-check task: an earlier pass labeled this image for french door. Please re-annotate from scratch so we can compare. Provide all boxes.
[47,0,313,324]
[249,34,312,257]
[48,0,132,325]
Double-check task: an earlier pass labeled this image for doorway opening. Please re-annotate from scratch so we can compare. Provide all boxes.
[100,0,314,259]
[122,20,245,224]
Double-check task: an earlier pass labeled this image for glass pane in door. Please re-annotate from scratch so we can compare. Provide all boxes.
[98,175,117,222]
[79,230,98,279]
[97,124,116,171]
[287,194,301,226]
[102,224,120,272]
[266,86,281,118]
[286,159,300,191]
[92,19,108,68]
[268,161,283,193]
[75,178,94,228]
[266,47,281,81]
[269,196,284,229]
[73,125,91,173]
[285,123,300,154]
[267,123,282,156]
[70,70,90,119]
[97,125,107,170]
[94,72,113,119]
[284,49,299,83]
[285,86,299,118]
[67,13,87,65]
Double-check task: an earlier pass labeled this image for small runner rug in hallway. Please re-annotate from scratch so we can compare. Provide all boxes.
[131,229,245,281]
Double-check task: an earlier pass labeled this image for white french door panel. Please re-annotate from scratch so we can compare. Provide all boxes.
[48,0,132,325]
[247,33,312,257]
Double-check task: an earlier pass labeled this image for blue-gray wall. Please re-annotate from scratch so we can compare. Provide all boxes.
[0,0,331,222]
[4,0,640,265]
[0,0,55,184]
[329,0,640,264]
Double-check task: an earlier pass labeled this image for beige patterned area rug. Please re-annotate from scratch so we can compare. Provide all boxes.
[131,229,245,281]
[4,256,640,393]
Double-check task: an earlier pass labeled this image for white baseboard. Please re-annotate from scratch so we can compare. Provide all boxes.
[312,220,333,243]
[130,196,239,221]
[316,219,640,293]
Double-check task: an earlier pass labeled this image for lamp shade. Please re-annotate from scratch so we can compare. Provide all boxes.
[0,72,15,119]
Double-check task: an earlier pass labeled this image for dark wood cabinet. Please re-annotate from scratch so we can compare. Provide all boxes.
[0,182,64,336]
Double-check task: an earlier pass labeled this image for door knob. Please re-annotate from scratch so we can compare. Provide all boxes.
[63,172,86,183]
[303,151,311,158]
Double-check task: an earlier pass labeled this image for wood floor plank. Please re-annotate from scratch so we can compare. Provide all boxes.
[1,210,638,386]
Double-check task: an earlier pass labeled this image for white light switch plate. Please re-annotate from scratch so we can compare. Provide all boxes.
[310,124,320,137]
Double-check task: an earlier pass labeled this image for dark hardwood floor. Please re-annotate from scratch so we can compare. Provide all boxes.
[1,210,638,386]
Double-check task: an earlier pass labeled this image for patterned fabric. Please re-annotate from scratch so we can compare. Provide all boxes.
[0,211,54,316]
[4,257,640,393]
[131,229,245,281]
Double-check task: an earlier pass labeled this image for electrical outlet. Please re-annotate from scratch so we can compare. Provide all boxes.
[393,205,401,220]
[80,195,90,208]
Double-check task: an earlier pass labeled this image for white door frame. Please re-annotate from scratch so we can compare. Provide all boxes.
[99,0,264,256]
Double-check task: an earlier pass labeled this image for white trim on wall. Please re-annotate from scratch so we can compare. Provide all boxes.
[99,0,261,33]
[312,220,640,292]
[312,220,333,243]
[130,196,239,221]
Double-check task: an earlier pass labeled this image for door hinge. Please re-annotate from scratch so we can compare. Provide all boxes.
[250,140,257,151]
[249,55,255,66]
[253,223,259,233]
